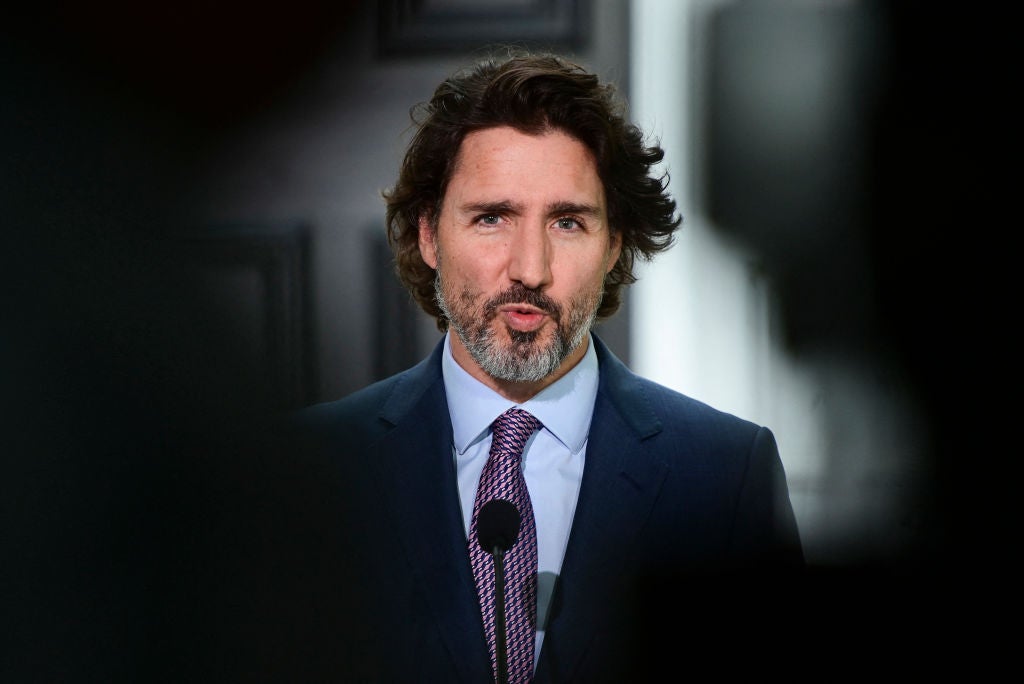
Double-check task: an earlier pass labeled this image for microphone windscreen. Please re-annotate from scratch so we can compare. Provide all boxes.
[476,499,521,554]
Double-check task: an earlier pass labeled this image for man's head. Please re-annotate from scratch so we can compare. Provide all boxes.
[384,51,681,393]
[418,125,616,389]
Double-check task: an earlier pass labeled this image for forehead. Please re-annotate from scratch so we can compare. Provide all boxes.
[446,126,605,207]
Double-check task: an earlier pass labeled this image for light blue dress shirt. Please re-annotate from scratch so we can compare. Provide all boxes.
[441,331,597,669]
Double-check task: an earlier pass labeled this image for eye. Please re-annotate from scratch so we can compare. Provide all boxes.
[554,216,583,232]
[477,214,501,226]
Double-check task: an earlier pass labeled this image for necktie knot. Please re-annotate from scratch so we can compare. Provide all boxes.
[491,408,542,459]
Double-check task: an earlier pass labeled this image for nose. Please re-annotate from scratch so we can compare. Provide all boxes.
[506,223,552,290]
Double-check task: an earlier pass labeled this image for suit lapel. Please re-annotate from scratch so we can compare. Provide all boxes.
[537,336,669,682]
[368,341,492,682]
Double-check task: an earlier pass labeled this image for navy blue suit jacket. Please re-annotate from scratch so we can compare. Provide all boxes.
[283,334,803,681]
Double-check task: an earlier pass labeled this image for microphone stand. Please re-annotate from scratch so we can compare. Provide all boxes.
[492,544,509,684]
[477,499,520,684]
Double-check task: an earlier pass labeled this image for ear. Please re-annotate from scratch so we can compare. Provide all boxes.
[418,213,438,269]
[606,229,623,274]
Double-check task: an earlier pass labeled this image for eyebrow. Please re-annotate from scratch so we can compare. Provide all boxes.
[458,200,604,218]
[548,201,603,218]
[460,200,521,216]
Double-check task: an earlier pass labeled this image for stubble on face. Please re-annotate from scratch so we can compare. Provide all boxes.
[434,268,601,384]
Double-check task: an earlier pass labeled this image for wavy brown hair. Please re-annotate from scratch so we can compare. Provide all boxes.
[383,51,682,330]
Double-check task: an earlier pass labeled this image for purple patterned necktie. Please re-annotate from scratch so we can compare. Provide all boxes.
[468,408,542,684]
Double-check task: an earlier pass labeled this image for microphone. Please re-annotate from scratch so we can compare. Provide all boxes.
[477,498,521,555]
[476,499,521,684]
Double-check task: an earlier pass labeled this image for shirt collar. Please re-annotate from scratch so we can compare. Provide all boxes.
[441,331,599,456]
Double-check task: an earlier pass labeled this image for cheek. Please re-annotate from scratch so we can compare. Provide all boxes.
[568,253,615,290]
[438,256,480,298]
[442,246,498,288]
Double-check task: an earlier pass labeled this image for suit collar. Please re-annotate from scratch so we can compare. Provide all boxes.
[378,339,446,427]
[376,333,661,443]
[590,334,663,440]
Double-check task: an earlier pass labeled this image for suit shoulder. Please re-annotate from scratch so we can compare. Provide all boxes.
[287,355,440,448]
[613,373,776,467]
[296,373,400,426]
[637,376,762,434]
[613,374,791,529]
[593,334,764,443]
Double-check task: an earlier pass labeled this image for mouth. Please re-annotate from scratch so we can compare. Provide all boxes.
[498,304,549,332]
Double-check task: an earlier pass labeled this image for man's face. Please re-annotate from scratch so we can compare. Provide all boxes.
[418,126,621,394]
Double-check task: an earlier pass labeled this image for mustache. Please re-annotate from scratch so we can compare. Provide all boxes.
[482,283,561,321]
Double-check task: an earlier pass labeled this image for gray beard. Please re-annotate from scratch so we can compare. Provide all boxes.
[434,274,598,383]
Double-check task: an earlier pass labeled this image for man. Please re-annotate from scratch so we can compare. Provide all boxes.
[292,52,803,682]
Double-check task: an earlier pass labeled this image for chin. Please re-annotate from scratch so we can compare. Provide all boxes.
[505,326,544,346]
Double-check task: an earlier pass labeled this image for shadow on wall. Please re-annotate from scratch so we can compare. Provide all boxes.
[693,4,1018,671]
[703,1,1006,583]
